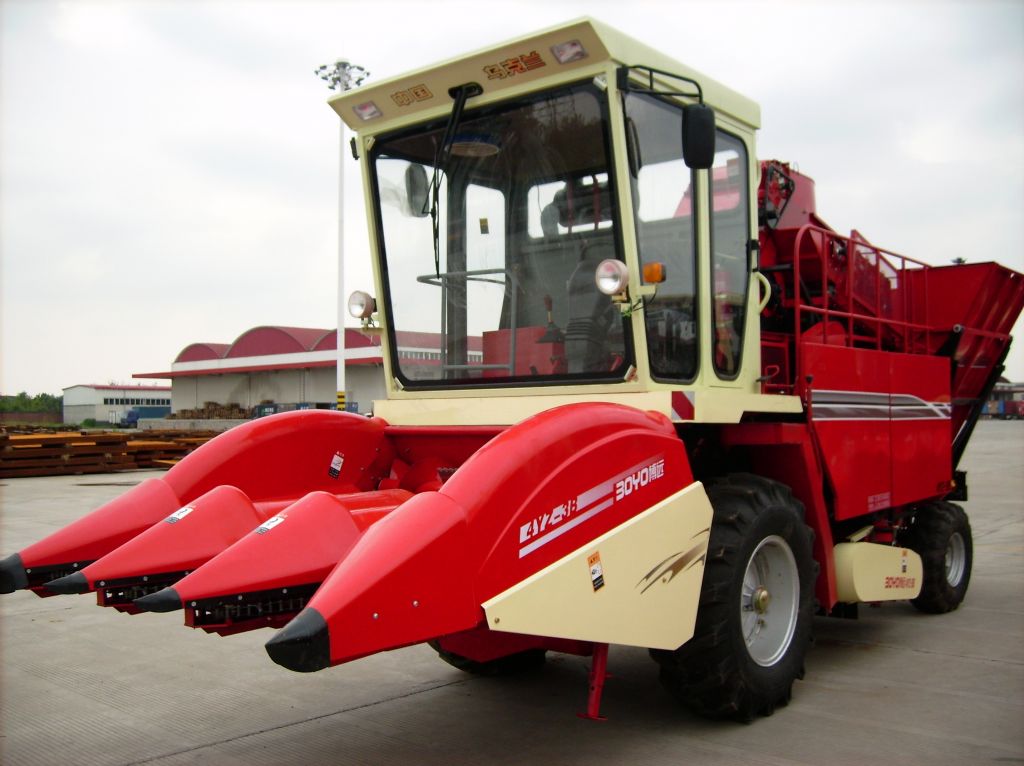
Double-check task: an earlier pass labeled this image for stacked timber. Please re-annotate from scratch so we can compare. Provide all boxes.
[0,430,218,478]
[127,431,217,468]
[0,432,134,478]
[167,402,250,420]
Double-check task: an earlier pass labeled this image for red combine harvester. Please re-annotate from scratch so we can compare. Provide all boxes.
[3,20,1022,721]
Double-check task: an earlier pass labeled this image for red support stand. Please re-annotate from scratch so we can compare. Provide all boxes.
[577,642,609,721]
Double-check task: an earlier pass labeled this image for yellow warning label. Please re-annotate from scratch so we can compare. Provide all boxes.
[588,552,605,591]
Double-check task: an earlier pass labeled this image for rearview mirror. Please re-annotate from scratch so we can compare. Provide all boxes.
[405,163,429,218]
[682,104,715,169]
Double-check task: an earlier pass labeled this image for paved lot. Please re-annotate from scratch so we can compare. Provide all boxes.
[1,420,1022,765]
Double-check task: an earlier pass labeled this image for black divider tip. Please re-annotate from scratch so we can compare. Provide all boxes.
[44,571,90,595]
[0,553,29,594]
[264,608,331,673]
[134,587,183,613]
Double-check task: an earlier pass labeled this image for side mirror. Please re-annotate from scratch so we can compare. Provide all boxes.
[405,163,429,217]
[682,103,715,169]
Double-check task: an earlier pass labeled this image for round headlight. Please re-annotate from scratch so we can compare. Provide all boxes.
[595,259,630,296]
[347,290,376,319]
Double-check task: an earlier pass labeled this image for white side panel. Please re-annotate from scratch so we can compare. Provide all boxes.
[373,390,802,426]
[834,542,923,602]
[482,482,712,650]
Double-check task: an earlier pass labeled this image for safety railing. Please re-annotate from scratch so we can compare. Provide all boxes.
[790,224,935,355]
[771,224,1014,399]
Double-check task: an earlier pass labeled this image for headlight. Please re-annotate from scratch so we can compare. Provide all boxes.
[595,259,630,295]
[347,290,377,319]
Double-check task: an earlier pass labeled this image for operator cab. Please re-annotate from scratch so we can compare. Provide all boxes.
[333,19,762,411]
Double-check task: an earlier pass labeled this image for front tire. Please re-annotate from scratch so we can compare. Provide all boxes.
[900,501,972,614]
[652,474,816,721]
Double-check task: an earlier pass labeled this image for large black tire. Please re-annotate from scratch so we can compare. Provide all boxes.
[428,641,547,676]
[900,501,972,614]
[652,474,816,722]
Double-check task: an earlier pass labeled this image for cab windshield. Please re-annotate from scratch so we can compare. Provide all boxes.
[370,81,631,387]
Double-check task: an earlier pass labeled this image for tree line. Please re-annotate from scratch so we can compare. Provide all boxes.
[0,392,63,414]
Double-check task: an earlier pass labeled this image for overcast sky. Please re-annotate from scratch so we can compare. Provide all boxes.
[1,0,1022,395]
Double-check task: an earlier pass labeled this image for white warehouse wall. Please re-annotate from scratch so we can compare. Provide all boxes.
[170,364,385,414]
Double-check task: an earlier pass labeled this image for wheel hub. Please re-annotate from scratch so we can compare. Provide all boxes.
[945,532,966,587]
[752,586,771,614]
[741,535,800,667]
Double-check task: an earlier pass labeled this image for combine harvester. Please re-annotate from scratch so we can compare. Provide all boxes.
[2,20,1022,721]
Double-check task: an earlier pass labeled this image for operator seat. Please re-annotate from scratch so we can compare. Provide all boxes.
[565,240,617,374]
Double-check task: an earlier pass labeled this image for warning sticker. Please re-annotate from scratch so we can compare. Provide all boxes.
[165,506,194,524]
[256,516,285,535]
[328,451,345,479]
[588,552,605,591]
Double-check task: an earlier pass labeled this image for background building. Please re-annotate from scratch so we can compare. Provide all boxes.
[132,325,483,418]
[135,326,384,415]
[63,384,172,425]
[985,378,1024,419]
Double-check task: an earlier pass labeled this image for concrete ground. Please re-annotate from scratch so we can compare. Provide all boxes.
[1,420,1021,766]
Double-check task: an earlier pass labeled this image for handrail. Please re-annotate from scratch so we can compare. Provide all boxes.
[789,223,936,386]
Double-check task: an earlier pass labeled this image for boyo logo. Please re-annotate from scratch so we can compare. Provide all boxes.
[517,454,668,558]
[614,459,665,501]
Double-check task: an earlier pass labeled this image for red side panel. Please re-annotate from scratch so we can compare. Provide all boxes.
[804,344,953,521]
[804,343,892,520]
[889,354,952,506]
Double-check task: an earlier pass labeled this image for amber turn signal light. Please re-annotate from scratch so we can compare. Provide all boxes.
[642,262,666,284]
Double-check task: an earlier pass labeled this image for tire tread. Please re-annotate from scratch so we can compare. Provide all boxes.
[900,500,972,614]
[653,473,816,721]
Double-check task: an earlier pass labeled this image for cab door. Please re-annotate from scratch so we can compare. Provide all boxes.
[623,90,700,384]
[706,130,754,388]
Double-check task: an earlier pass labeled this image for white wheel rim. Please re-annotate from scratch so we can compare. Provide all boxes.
[945,532,966,588]
[741,535,800,667]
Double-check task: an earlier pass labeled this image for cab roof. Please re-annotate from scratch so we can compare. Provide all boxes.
[329,18,760,133]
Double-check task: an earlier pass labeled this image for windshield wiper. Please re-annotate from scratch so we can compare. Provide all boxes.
[428,82,482,277]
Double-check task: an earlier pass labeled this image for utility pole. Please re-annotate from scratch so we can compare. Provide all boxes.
[314,60,369,411]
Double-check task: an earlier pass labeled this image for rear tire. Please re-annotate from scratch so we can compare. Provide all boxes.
[900,501,972,614]
[652,474,816,721]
